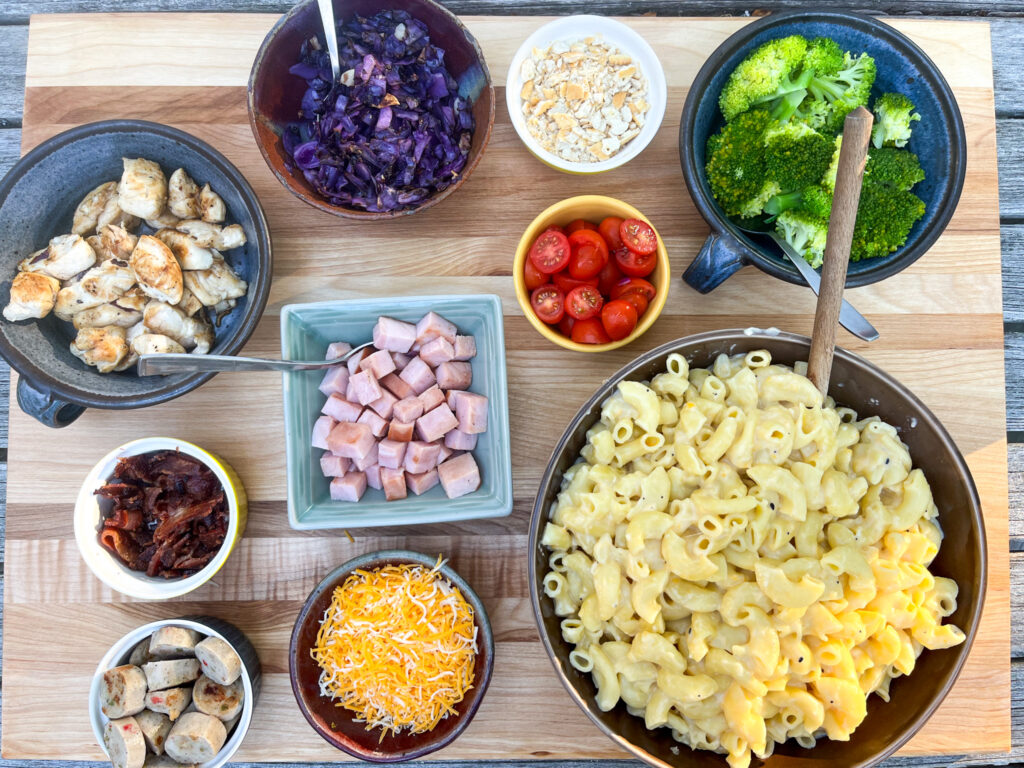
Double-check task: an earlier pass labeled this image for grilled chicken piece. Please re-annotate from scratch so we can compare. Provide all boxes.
[98,225,138,262]
[118,157,167,220]
[168,168,200,219]
[155,228,213,270]
[182,254,247,307]
[133,332,186,356]
[19,234,97,281]
[96,192,141,231]
[54,259,136,321]
[178,287,203,317]
[175,220,246,251]
[72,303,143,329]
[145,209,182,229]
[3,272,60,321]
[198,184,226,223]
[70,326,128,373]
[114,322,148,371]
[130,235,183,304]
[143,301,213,354]
[114,286,150,313]
[72,181,118,235]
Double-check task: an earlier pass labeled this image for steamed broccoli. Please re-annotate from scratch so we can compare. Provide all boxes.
[850,183,925,260]
[822,135,844,192]
[802,36,844,77]
[776,209,828,268]
[865,147,925,191]
[806,51,877,133]
[871,92,921,148]
[705,109,779,218]
[801,185,833,219]
[718,35,809,121]
[763,122,834,191]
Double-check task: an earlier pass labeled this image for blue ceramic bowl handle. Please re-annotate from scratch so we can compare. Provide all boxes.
[683,232,750,294]
[16,376,86,428]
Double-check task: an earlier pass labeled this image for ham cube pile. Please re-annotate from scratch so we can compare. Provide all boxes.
[312,311,486,503]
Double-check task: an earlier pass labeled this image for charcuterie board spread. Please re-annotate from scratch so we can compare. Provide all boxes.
[1,12,1009,763]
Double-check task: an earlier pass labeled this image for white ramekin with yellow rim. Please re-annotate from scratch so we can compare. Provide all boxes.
[74,437,247,600]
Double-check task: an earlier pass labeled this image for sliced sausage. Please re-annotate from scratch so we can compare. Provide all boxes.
[148,626,201,659]
[164,712,227,763]
[134,709,172,755]
[144,753,196,768]
[142,659,201,691]
[101,665,148,718]
[103,716,146,768]
[146,686,192,721]
[192,674,244,721]
[128,638,152,667]
[193,637,242,686]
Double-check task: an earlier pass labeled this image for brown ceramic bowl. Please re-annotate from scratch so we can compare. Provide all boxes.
[248,0,494,220]
[289,549,494,761]
[528,329,986,768]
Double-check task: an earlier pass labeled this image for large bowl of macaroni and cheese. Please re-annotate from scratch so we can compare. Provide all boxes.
[528,329,985,768]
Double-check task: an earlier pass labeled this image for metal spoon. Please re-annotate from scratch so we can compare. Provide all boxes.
[136,341,374,376]
[317,0,341,83]
[736,217,879,342]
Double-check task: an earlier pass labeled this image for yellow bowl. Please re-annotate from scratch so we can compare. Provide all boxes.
[513,195,671,352]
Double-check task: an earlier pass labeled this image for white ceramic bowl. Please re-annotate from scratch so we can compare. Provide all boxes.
[505,15,667,174]
[74,437,248,600]
[90,617,261,768]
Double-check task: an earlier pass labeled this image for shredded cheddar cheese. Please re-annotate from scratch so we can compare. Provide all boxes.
[311,558,478,737]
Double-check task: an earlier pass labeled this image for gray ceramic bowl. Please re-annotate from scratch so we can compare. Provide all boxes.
[529,330,985,768]
[0,120,272,427]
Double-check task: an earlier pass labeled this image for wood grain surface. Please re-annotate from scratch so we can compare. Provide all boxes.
[0,11,1011,765]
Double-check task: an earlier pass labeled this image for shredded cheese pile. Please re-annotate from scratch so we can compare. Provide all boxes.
[311,558,478,736]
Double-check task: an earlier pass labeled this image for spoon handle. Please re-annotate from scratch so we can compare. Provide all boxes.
[317,0,342,82]
[808,106,874,395]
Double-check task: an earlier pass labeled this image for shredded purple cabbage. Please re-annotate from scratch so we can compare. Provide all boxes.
[284,9,474,213]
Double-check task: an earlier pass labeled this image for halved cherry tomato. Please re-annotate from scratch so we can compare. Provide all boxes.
[553,271,598,294]
[524,258,549,291]
[565,285,604,320]
[598,216,625,250]
[614,246,657,278]
[610,277,657,302]
[567,230,609,279]
[619,218,658,255]
[618,288,649,316]
[529,230,571,274]
[601,299,638,340]
[531,284,564,324]
[558,315,575,337]
[571,317,611,345]
[598,258,624,295]
[565,219,598,234]
[543,224,565,234]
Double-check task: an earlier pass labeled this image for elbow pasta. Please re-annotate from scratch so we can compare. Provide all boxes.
[543,351,965,768]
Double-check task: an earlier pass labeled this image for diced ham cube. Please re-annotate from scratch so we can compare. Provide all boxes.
[398,356,435,394]
[416,403,459,443]
[381,467,407,501]
[446,389,466,410]
[357,408,387,438]
[388,420,414,442]
[326,422,376,460]
[365,464,383,490]
[320,453,350,477]
[435,361,472,390]
[437,444,455,464]
[322,394,363,423]
[378,439,408,470]
[349,369,383,405]
[359,349,396,379]
[330,472,367,502]
[393,397,424,423]
[445,429,478,451]
[312,415,335,450]
[347,347,371,375]
[406,469,440,496]
[453,335,476,361]
[418,337,455,367]
[419,385,445,412]
[391,352,412,371]
[369,389,398,420]
[381,372,415,400]
[326,341,352,360]
[404,440,441,474]
[454,391,488,434]
[354,442,379,471]
[438,453,482,499]
[373,317,417,353]
[318,366,349,396]
[416,311,457,345]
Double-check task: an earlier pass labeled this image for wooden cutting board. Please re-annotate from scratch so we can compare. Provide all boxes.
[2,13,1009,762]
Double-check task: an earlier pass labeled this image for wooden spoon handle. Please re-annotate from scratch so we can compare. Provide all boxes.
[808,106,874,395]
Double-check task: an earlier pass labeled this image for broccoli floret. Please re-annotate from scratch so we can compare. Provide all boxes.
[802,37,844,76]
[865,147,925,191]
[776,209,828,268]
[850,183,925,261]
[871,92,921,149]
[763,122,834,191]
[801,185,834,219]
[705,110,780,218]
[719,35,809,121]
[823,135,844,192]
[806,51,877,132]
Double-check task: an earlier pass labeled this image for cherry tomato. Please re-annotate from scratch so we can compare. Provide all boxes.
[571,317,611,345]
[568,230,609,279]
[553,271,598,294]
[565,219,598,234]
[610,277,657,302]
[618,288,649,316]
[597,258,624,295]
[601,299,639,340]
[529,230,571,274]
[614,245,658,278]
[619,218,658,255]
[530,284,564,324]
[598,216,625,250]
[558,315,575,337]
[524,259,549,291]
[565,285,604,320]
[543,224,565,234]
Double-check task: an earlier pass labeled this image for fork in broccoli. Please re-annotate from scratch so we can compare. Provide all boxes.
[871,92,921,148]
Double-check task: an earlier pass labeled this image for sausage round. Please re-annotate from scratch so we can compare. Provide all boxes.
[164,712,227,763]
[148,626,201,659]
[192,675,244,721]
[193,637,241,686]
[133,709,171,755]
[103,716,146,768]
[145,686,192,721]
[100,665,148,718]
[142,658,200,691]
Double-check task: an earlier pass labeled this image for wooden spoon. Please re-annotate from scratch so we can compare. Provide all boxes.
[808,106,874,395]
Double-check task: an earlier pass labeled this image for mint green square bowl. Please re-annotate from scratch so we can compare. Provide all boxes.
[281,294,512,530]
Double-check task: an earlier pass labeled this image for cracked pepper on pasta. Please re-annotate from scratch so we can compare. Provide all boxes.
[541,349,965,768]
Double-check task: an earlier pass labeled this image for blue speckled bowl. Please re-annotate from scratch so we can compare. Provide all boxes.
[680,10,966,292]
